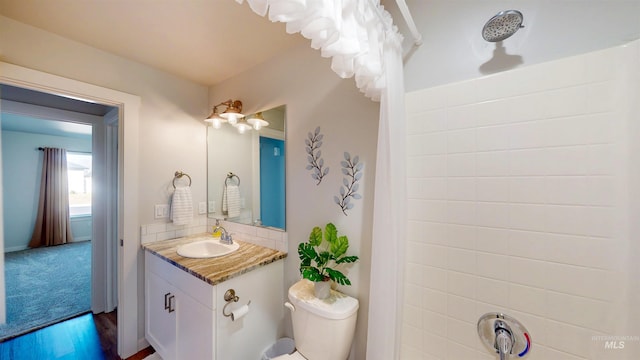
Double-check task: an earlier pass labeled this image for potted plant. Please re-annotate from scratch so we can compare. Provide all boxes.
[298,223,359,299]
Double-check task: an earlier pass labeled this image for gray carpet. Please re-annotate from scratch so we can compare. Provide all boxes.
[0,241,91,341]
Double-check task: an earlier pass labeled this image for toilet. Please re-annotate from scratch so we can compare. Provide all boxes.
[274,279,359,360]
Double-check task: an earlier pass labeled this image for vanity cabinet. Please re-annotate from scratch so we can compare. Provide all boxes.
[144,247,285,360]
[145,252,216,360]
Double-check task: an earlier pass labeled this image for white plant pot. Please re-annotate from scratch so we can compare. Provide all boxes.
[314,281,331,299]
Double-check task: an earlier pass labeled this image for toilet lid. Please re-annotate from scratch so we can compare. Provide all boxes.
[288,279,359,320]
[272,351,307,360]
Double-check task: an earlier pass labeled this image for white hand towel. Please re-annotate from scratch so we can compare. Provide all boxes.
[170,186,193,225]
[222,184,241,219]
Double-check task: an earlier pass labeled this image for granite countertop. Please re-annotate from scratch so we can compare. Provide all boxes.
[142,234,287,286]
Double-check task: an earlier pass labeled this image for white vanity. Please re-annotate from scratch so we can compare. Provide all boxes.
[143,236,286,360]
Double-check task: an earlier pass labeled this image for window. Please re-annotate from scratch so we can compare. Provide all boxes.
[67,152,92,216]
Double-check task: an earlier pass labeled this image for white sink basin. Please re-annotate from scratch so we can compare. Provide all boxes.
[176,239,239,258]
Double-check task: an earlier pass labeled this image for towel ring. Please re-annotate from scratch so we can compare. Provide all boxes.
[173,171,192,189]
[225,172,240,186]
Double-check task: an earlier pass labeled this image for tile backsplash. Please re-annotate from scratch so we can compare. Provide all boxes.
[140,216,287,253]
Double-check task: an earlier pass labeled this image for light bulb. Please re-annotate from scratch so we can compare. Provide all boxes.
[226,114,238,125]
[237,124,251,134]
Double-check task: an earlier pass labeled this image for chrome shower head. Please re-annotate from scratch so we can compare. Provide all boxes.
[482,10,524,42]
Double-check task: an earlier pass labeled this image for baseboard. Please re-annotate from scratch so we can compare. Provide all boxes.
[138,337,151,352]
[4,245,28,253]
[5,240,91,253]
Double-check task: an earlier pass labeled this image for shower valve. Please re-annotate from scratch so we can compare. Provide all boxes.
[478,313,531,359]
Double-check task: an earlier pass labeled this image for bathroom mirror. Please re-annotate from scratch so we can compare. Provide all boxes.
[207,105,286,230]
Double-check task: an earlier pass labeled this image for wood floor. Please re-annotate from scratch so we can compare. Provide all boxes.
[0,311,155,360]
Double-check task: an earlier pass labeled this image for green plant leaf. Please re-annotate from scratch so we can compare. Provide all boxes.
[302,267,325,282]
[298,223,359,288]
[336,255,359,264]
[317,251,331,268]
[326,268,351,286]
[331,235,349,258]
[325,223,337,245]
[309,226,322,246]
[298,242,318,263]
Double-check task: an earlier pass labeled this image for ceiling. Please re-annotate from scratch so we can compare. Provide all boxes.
[0,84,113,116]
[0,1,312,138]
[1,112,93,139]
[0,0,309,87]
[1,84,100,138]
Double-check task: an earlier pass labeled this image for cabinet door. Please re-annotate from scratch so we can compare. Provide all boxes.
[216,261,284,360]
[176,287,216,360]
[146,271,177,360]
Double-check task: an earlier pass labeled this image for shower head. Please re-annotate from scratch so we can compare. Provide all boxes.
[482,10,524,42]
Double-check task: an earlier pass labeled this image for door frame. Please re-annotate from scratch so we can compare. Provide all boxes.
[0,62,142,357]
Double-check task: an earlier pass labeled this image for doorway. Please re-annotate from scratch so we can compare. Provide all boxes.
[0,61,142,358]
[0,85,117,339]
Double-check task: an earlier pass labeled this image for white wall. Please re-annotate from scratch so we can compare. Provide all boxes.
[209,43,380,359]
[0,14,209,351]
[401,41,640,359]
[385,0,640,91]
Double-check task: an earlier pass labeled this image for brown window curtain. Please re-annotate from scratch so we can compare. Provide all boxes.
[29,147,74,248]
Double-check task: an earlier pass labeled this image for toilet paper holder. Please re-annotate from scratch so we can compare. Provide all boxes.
[222,289,251,318]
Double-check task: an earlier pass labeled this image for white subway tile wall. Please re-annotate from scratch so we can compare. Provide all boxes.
[402,42,638,359]
[140,218,287,253]
[217,220,288,252]
[140,216,209,244]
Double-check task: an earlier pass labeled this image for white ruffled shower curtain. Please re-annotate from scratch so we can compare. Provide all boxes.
[236,1,406,358]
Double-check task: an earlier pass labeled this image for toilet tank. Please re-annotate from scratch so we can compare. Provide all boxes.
[287,280,359,360]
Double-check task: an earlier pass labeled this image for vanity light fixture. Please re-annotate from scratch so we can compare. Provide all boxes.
[247,112,269,130]
[205,106,226,129]
[205,99,269,133]
[219,99,243,125]
[205,99,243,127]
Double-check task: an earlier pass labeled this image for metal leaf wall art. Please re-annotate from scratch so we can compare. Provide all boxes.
[334,152,363,216]
[305,127,329,185]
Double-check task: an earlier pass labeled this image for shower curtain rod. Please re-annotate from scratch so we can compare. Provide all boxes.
[395,0,422,46]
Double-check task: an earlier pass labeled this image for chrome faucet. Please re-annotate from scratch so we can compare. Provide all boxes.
[214,221,233,245]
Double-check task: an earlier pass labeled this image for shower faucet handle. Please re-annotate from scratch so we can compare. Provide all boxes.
[494,321,514,357]
[478,313,531,359]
